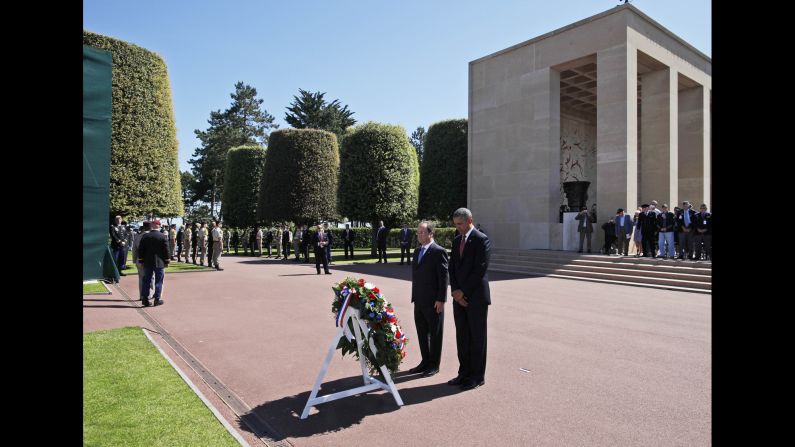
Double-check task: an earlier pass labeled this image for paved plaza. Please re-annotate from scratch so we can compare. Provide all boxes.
[84,255,711,446]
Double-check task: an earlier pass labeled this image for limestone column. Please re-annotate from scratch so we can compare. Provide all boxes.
[639,67,677,207]
[597,44,637,238]
[678,84,704,206]
[522,67,560,249]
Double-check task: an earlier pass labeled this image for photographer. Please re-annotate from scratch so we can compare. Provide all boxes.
[574,206,594,253]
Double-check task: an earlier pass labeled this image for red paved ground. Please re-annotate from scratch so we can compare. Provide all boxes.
[84,254,711,446]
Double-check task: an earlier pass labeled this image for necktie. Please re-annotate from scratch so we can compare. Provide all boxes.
[684,210,690,226]
[418,246,426,263]
[459,236,466,257]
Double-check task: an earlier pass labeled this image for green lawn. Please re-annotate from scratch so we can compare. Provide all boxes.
[83,327,239,447]
[122,260,214,274]
[83,282,109,294]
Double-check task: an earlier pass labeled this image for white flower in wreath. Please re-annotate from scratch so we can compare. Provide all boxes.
[364,282,375,290]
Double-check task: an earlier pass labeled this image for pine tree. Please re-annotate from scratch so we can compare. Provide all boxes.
[189,82,277,218]
[284,89,356,137]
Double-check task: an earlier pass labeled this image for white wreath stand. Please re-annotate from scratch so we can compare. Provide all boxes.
[300,308,404,419]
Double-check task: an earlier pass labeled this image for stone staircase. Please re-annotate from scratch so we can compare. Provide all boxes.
[488,249,711,294]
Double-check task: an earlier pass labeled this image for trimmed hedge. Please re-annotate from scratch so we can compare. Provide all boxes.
[417,119,468,220]
[338,122,419,228]
[83,30,183,219]
[297,227,457,250]
[221,145,266,228]
[258,129,339,224]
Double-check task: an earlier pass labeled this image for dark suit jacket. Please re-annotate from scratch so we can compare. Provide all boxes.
[138,231,170,268]
[676,208,698,231]
[449,228,491,305]
[376,226,387,245]
[574,212,594,233]
[110,225,125,249]
[399,228,412,245]
[411,242,448,306]
[342,229,354,243]
[694,212,712,235]
[638,211,657,235]
[656,212,676,232]
[310,231,329,252]
[324,230,333,246]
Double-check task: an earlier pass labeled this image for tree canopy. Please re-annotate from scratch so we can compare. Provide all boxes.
[189,82,277,218]
[284,89,356,138]
[338,122,419,228]
[258,129,339,225]
[83,30,183,219]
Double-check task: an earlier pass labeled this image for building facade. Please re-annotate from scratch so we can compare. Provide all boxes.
[469,4,711,250]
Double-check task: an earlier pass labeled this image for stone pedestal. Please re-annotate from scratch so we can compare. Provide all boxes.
[562,212,581,251]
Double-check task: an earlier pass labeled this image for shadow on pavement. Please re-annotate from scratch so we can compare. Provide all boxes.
[240,375,461,440]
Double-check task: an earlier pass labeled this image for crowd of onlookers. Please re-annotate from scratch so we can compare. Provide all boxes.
[576,200,712,260]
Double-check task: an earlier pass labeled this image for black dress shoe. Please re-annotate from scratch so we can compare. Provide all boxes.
[460,379,485,391]
[154,299,164,306]
[141,299,151,307]
[422,368,439,378]
[447,376,465,386]
[409,364,427,374]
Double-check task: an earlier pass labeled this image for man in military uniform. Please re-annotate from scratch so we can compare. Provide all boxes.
[198,222,208,265]
[211,221,224,270]
[273,226,283,259]
[256,226,263,257]
[168,224,178,260]
[191,222,200,264]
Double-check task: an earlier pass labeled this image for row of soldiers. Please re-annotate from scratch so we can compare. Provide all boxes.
[170,222,224,269]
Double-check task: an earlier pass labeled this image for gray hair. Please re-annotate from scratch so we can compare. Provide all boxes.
[452,208,473,220]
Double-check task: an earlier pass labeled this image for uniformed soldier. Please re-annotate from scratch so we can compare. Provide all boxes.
[197,222,208,265]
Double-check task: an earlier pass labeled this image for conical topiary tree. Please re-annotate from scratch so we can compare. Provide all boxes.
[83,30,183,219]
[257,129,339,225]
[221,145,266,228]
[418,119,468,220]
[338,122,419,254]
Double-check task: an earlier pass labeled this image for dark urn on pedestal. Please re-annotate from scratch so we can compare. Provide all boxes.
[563,181,590,211]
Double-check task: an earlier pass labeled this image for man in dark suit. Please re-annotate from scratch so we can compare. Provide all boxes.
[693,203,712,261]
[639,204,656,257]
[448,207,491,391]
[399,224,412,265]
[323,223,333,264]
[614,208,633,256]
[342,224,355,259]
[311,224,331,274]
[109,215,126,273]
[408,221,448,377]
[676,201,698,260]
[264,228,273,257]
[574,206,594,253]
[376,220,388,263]
[137,219,170,307]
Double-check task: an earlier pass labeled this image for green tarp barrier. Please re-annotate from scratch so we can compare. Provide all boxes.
[83,45,118,282]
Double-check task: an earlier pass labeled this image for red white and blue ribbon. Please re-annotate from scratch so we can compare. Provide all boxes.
[336,287,353,327]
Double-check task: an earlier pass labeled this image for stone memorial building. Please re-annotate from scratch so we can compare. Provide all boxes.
[468,4,711,250]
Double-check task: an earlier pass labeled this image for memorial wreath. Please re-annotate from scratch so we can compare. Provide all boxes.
[331,277,408,375]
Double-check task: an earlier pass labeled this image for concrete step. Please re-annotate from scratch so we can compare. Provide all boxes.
[489,258,710,281]
[489,255,711,276]
[488,262,711,291]
[487,265,711,294]
[490,251,711,269]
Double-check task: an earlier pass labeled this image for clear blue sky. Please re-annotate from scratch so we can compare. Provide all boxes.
[83,0,711,173]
